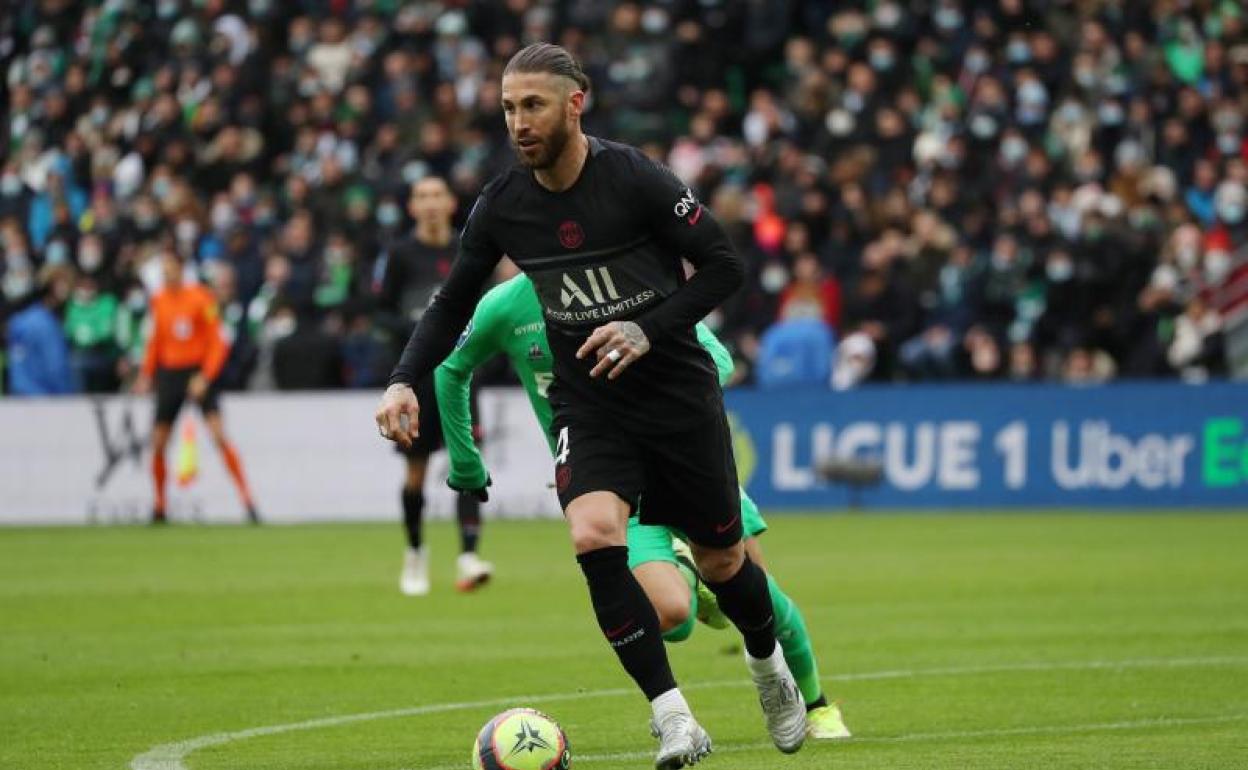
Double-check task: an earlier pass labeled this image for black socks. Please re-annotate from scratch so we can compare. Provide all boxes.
[457,494,481,553]
[577,546,676,700]
[401,488,424,549]
[405,489,481,554]
[705,556,777,659]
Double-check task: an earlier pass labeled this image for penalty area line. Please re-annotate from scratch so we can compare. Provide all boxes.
[129,654,1248,770]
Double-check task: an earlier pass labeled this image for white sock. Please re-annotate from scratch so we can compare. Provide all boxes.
[650,687,691,719]
[745,641,782,675]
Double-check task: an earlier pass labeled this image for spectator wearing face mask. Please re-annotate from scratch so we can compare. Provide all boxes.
[27,162,86,252]
[6,265,77,396]
[1206,181,1248,260]
[1168,296,1224,381]
[0,0,1244,394]
[0,164,32,224]
[776,253,841,329]
[63,271,120,393]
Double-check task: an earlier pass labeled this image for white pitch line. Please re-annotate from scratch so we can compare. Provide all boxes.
[129,655,1248,770]
[529,712,1248,768]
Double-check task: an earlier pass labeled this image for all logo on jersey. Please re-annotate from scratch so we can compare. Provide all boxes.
[673,188,703,225]
[557,220,585,249]
[560,267,621,309]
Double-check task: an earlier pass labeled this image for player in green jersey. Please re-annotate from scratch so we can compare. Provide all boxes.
[434,274,850,739]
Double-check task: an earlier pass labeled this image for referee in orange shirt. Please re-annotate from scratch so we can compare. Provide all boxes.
[133,250,259,524]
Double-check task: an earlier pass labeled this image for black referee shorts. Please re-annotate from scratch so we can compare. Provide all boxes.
[395,374,445,458]
[551,406,744,549]
[154,366,221,425]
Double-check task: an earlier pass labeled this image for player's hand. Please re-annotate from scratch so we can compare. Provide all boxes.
[448,474,492,502]
[187,373,209,402]
[375,383,420,449]
[577,321,650,380]
[132,374,152,395]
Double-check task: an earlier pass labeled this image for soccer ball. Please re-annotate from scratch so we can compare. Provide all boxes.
[472,707,571,770]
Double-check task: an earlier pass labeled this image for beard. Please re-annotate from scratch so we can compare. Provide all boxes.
[513,120,571,170]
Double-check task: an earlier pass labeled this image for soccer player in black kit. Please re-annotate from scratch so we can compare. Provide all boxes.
[377,175,492,596]
[375,44,806,767]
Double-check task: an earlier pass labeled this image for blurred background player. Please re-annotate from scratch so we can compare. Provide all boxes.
[133,250,258,525]
[436,273,850,739]
[375,176,491,595]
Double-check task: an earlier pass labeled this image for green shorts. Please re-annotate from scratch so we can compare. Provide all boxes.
[627,488,767,571]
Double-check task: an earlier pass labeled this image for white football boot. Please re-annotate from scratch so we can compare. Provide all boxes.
[650,713,712,769]
[747,643,807,753]
[455,551,493,592]
[399,546,430,596]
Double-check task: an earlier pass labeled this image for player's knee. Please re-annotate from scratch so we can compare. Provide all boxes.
[662,614,695,643]
[692,543,745,584]
[569,519,619,554]
[653,594,691,632]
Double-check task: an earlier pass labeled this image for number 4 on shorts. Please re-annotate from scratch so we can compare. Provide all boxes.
[555,426,570,465]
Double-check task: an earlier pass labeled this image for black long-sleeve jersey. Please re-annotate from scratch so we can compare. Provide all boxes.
[375,233,455,344]
[390,137,745,432]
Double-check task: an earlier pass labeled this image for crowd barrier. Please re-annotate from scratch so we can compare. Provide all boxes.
[1,382,1244,525]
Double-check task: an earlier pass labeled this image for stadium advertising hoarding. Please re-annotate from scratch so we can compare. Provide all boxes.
[0,390,562,525]
[725,382,1248,509]
[3,383,1246,524]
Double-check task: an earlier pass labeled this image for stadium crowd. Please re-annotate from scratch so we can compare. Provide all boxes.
[2,0,1246,396]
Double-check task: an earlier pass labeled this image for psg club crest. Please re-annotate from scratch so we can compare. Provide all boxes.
[557,220,584,249]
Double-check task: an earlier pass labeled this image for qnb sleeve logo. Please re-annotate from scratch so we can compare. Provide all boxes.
[673,188,703,225]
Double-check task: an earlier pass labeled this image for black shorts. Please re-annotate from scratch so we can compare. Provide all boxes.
[154,366,222,424]
[396,374,444,458]
[551,406,743,549]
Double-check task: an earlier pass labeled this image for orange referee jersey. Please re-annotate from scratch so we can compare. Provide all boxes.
[141,284,230,381]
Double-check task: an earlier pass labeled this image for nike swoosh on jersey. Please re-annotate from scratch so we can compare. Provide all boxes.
[715,514,739,534]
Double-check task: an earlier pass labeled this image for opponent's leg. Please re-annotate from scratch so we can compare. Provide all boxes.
[457,493,481,553]
[627,519,696,642]
[400,455,430,595]
[670,536,728,630]
[454,493,493,592]
[633,561,694,642]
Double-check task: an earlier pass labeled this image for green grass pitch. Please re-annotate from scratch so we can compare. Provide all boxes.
[2,513,1247,770]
